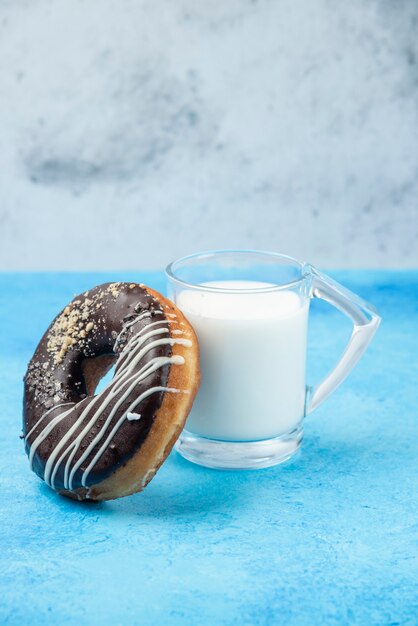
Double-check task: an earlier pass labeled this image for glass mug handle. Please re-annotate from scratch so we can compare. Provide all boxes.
[305,267,381,415]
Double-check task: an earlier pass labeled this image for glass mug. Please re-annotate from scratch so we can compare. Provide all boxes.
[165,250,380,470]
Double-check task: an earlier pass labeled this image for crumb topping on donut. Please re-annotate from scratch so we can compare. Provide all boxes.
[25,360,72,409]
[46,283,123,364]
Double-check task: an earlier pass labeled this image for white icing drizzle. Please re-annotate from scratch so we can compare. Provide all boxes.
[25,402,74,442]
[63,340,190,490]
[112,310,158,351]
[28,406,74,468]
[27,309,192,491]
[81,386,189,487]
[67,352,186,490]
[116,327,170,370]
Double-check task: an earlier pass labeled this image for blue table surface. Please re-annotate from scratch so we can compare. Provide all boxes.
[0,270,417,626]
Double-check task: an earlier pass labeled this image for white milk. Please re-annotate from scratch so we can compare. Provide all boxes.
[176,281,309,441]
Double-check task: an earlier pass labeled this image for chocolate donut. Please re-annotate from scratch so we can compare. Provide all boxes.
[23,282,200,501]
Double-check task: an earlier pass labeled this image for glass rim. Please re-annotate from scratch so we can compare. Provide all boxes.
[165,249,311,293]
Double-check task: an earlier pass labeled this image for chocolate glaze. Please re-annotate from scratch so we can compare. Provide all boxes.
[23,282,172,491]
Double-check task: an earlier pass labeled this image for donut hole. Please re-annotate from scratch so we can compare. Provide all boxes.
[95,362,117,395]
[81,355,116,396]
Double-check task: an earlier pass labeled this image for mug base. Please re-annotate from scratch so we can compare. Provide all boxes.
[174,425,303,470]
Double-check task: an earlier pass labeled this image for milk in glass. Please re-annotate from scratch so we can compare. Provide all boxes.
[176,281,309,441]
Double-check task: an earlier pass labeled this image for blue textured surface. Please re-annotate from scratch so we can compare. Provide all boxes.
[0,271,417,626]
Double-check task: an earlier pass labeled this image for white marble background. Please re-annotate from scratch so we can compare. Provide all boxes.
[0,0,417,270]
